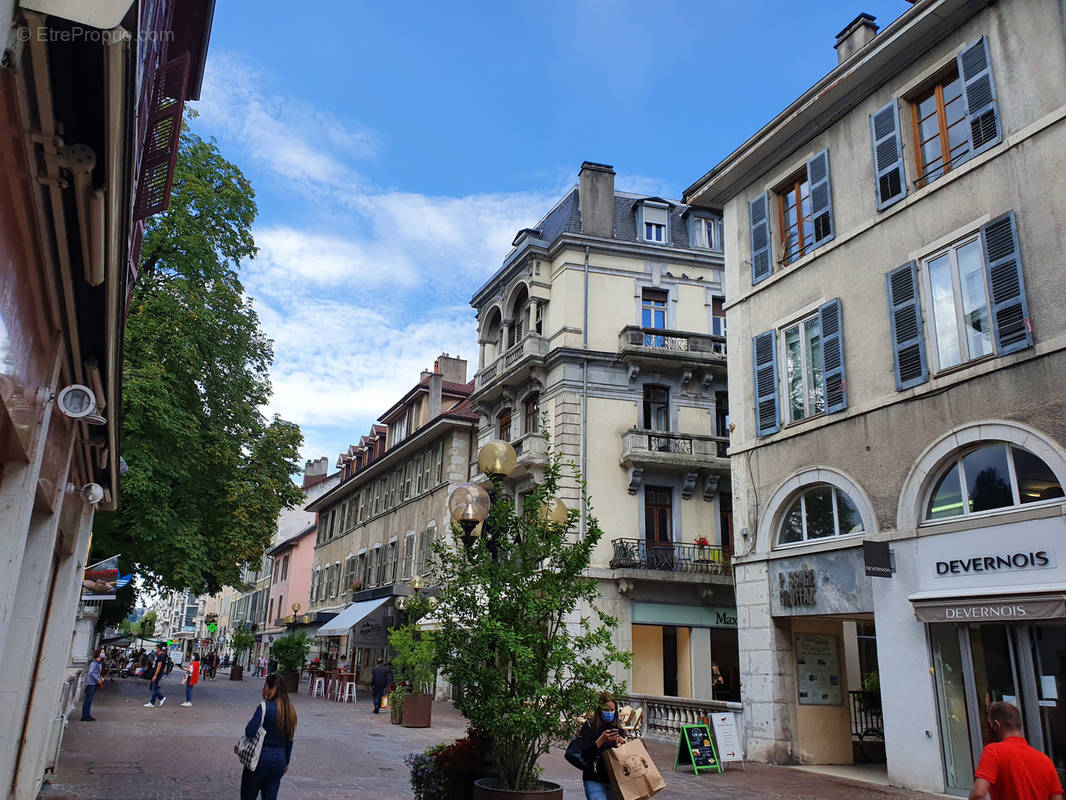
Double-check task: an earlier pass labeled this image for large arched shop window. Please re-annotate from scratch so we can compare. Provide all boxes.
[778,483,865,545]
[925,443,1064,521]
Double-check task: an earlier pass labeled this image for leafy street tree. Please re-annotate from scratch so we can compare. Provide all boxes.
[93,125,303,598]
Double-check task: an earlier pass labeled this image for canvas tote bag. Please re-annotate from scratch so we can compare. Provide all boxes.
[235,701,267,770]
[604,738,667,800]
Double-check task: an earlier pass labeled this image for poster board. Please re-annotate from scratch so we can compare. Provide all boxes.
[674,723,722,775]
[709,712,743,764]
[795,633,843,705]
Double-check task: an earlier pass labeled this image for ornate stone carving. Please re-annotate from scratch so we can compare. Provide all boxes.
[626,466,644,495]
[681,471,698,500]
[702,473,719,502]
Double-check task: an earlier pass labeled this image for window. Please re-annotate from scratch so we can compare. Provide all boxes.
[372,545,383,586]
[778,484,865,545]
[402,533,416,579]
[692,216,723,250]
[783,315,824,423]
[644,221,664,242]
[711,297,726,338]
[418,523,436,575]
[925,444,1063,521]
[498,410,512,442]
[272,560,279,584]
[281,554,289,581]
[310,568,319,602]
[639,202,669,243]
[524,394,540,435]
[332,562,341,598]
[277,595,283,620]
[641,288,667,330]
[923,236,993,370]
[776,170,812,266]
[356,552,367,587]
[715,391,729,439]
[644,487,673,549]
[535,302,544,335]
[642,385,669,431]
[910,67,969,187]
[422,445,434,490]
[413,455,424,495]
[268,598,274,623]
[403,461,413,500]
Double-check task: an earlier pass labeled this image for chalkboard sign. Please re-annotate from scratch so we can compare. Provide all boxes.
[674,723,722,775]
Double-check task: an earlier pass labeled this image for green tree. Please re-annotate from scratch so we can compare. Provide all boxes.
[93,126,303,594]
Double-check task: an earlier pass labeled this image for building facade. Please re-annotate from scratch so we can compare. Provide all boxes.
[469,162,736,714]
[685,1,1066,792]
[306,355,477,685]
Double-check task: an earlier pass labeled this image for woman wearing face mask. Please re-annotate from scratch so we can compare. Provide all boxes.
[578,691,623,800]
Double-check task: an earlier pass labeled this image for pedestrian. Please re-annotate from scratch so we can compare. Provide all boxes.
[969,701,1063,800]
[211,651,220,680]
[370,657,388,714]
[181,653,201,707]
[267,656,278,676]
[81,649,105,721]
[577,691,623,800]
[257,655,265,677]
[240,673,297,800]
[144,644,167,708]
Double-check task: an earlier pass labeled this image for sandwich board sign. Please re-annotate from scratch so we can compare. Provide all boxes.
[710,712,744,766]
[674,723,722,774]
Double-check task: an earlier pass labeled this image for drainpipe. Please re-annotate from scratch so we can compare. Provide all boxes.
[582,246,589,535]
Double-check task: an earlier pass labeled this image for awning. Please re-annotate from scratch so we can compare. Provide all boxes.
[314,598,388,638]
[910,592,1066,623]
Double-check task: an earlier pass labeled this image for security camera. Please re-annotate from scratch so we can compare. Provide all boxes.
[56,385,97,419]
[79,483,105,504]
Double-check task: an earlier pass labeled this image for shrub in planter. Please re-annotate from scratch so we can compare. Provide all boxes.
[406,744,449,800]
[390,600,437,727]
[389,685,408,725]
[229,629,255,681]
[271,631,311,693]
[406,729,490,800]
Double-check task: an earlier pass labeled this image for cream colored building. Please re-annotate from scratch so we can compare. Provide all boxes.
[685,2,1066,791]
[469,163,735,719]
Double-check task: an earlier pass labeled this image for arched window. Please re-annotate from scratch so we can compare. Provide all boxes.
[778,484,865,545]
[925,443,1064,521]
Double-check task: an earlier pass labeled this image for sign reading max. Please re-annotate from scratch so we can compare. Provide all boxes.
[934,549,1054,577]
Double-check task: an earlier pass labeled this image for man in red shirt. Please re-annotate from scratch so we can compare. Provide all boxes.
[969,702,1063,800]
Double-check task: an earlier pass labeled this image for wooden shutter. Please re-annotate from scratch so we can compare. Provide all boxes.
[807,149,835,248]
[870,101,907,210]
[980,211,1032,354]
[752,330,779,436]
[957,37,1001,159]
[886,261,929,390]
[819,299,847,413]
[134,54,190,220]
[749,193,771,285]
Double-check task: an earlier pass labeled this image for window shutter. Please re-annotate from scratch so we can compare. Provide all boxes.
[886,261,929,390]
[134,54,190,220]
[818,299,847,413]
[807,149,835,248]
[957,37,1001,159]
[752,330,779,436]
[870,101,907,210]
[980,211,1032,354]
[749,194,771,285]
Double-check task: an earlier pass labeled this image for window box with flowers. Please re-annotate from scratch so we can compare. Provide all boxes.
[694,536,711,559]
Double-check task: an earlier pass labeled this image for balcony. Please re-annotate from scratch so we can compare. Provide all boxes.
[474,334,549,394]
[609,538,732,576]
[620,429,729,475]
[618,326,726,370]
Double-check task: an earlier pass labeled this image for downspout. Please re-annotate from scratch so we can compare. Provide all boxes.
[582,246,589,535]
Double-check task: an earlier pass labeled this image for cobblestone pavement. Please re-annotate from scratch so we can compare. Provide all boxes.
[43,674,943,800]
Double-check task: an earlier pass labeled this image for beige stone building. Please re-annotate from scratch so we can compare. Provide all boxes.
[685,1,1066,792]
[469,162,735,728]
[306,355,478,684]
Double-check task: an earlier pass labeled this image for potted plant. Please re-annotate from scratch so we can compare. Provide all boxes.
[271,631,311,693]
[406,728,489,800]
[229,628,254,681]
[389,685,408,725]
[694,535,711,559]
[390,597,437,728]
[433,447,629,799]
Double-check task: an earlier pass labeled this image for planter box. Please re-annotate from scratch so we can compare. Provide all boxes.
[472,779,562,800]
[280,670,300,694]
[229,666,244,681]
[401,693,433,728]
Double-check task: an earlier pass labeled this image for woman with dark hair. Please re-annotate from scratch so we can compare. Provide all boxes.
[240,673,297,800]
[578,691,623,800]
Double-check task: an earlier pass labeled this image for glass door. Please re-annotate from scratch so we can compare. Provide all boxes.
[1029,623,1066,784]
[931,624,974,792]
[967,624,1022,755]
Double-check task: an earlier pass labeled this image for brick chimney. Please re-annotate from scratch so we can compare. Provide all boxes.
[578,161,615,238]
[834,13,878,65]
[435,353,467,384]
[302,456,329,489]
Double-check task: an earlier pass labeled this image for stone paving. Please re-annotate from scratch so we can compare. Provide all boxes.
[43,673,943,799]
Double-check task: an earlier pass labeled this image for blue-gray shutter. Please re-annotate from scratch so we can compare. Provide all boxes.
[870,101,907,210]
[752,330,779,436]
[818,299,846,413]
[749,193,771,285]
[807,149,834,248]
[980,211,1032,354]
[957,37,1001,159]
[886,261,928,390]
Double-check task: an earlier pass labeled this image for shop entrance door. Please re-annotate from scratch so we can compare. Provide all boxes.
[1026,622,1066,784]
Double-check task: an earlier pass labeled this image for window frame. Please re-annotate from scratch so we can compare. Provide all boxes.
[775,167,812,266]
[907,65,969,189]
[642,385,670,432]
[498,410,512,442]
[776,484,866,547]
[780,312,825,424]
[524,394,540,435]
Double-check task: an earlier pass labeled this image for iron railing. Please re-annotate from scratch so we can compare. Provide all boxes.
[609,538,731,575]
[621,429,729,460]
[848,690,884,742]
[619,326,727,356]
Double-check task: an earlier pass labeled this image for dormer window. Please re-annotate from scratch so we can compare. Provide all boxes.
[636,200,670,244]
[691,216,723,251]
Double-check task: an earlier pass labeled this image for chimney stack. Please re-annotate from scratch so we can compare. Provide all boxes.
[578,161,615,238]
[435,353,467,384]
[302,456,330,489]
[834,13,878,65]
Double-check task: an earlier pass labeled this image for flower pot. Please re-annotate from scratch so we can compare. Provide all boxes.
[401,693,433,728]
[229,666,244,681]
[472,778,562,800]
[280,670,300,694]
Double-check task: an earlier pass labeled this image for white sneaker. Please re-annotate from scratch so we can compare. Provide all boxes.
[143,703,154,708]
[181,702,191,707]
[158,697,166,706]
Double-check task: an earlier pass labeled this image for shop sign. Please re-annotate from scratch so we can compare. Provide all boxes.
[914,595,1066,623]
[778,569,816,607]
[769,548,872,617]
[933,549,1053,578]
[863,540,892,578]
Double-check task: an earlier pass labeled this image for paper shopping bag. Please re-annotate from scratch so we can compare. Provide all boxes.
[604,738,667,800]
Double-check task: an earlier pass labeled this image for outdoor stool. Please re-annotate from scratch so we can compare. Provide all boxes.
[310,677,325,698]
[341,682,357,703]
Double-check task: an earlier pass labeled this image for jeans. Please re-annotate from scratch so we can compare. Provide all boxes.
[149,680,165,704]
[371,687,385,711]
[81,683,97,720]
[185,683,194,703]
[240,746,286,800]
[583,780,618,800]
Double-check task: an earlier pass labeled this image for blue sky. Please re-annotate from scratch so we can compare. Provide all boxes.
[191,0,909,468]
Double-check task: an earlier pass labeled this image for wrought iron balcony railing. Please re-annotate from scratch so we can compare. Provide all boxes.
[609,538,731,575]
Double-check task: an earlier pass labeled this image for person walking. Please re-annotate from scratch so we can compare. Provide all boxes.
[267,656,278,676]
[578,692,623,800]
[210,651,220,680]
[370,658,389,714]
[181,653,201,707]
[144,644,167,707]
[969,701,1063,800]
[240,673,297,800]
[256,655,266,677]
[81,649,105,721]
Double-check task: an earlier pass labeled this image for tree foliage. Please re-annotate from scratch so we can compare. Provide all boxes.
[93,126,303,595]
[431,449,630,791]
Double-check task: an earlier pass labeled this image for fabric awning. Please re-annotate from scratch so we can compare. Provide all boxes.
[314,598,388,638]
[910,592,1066,623]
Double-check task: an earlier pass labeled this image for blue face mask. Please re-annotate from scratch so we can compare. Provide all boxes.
[601,710,616,723]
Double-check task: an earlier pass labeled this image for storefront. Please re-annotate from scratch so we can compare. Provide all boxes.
[314,597,391,679]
